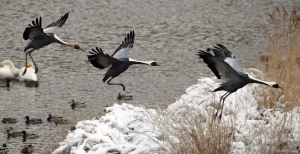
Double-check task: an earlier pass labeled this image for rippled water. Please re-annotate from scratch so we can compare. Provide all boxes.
[0,0,298,153]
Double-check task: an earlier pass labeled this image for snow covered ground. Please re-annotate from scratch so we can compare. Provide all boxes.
[53,70,300,154]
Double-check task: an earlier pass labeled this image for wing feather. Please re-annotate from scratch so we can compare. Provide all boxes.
[197,50,240,80]
[212,44,236,59]
[112,31,135,59]
[88,47,121,70]
[211,44,243,73]
[215,44,235,58]
[43,12,69,34]
[23,17,45,40]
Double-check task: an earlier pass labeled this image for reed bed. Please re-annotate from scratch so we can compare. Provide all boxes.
[255,6,300,111]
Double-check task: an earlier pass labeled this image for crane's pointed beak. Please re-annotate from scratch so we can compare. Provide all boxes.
[279,86,284,91]
[79,48,87,53]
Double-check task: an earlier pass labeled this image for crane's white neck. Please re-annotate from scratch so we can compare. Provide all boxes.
[54,34,85,52]
[129,58,153,65]
[248,75,277,87]
[54,34,68,45]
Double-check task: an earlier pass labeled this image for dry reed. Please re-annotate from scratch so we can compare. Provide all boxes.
[146,104,233,154]
[255,6,300,111]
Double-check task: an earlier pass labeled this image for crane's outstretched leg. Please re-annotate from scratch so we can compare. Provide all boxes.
[214,92,231,121]
[214,98,222,119]
[107,78,126,91]
[28,52,38,74]
[218,92,231,121]
[22,50,36,76]
[22,52,28,76]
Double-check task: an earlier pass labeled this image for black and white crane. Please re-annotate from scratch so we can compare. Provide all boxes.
[87,31,160,91]
[197,44,283,120]
[23,12,86,75]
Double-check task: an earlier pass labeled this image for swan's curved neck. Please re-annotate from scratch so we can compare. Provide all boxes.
[0,60,19,76]
[0,60,16,68]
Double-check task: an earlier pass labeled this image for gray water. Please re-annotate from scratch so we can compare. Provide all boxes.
[0,0,298,153]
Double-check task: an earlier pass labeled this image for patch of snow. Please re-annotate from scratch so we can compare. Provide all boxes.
[53,70,300,154]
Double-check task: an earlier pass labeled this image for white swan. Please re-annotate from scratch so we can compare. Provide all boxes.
[0,60,19,79]
[18,61,37,81]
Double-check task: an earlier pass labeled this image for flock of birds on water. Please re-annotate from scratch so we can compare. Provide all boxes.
[1,99,87,154]
[0,12,283,153]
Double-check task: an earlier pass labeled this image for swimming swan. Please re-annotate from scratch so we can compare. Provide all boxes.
[0,60,19,79]
[18,61,37,81]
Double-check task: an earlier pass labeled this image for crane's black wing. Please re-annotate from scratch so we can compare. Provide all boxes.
[197,50,240,80]
[23,17,46,40]
[111,31,135,59]
[212,44,236,59]
[44,12,69,34]
[88,47,122,70]
[210,44,243,73]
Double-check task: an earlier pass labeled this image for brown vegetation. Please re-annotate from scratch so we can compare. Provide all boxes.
[255,6,300,111]
[146,104,233,154]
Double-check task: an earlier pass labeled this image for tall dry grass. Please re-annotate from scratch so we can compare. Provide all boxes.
[255,6,300,110]
[145,104,233,154]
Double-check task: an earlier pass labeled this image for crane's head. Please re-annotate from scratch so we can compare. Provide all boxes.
[263,82,283,90]
[271,83,284,90]
[150,61,160,66]
[67,43,87,53]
